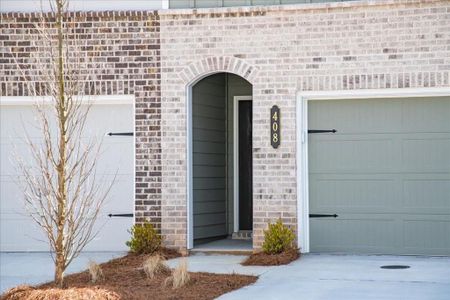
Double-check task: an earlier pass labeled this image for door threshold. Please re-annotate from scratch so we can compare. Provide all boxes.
[190,238,253,255]
[190,248,253,255]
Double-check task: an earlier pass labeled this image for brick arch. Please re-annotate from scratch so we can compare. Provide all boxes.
[178,56,259,86]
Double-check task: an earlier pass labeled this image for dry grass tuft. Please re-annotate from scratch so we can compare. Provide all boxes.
[1,285,119,300]
[164,258,190,289]
[88,260,105,283]
[142,254,170,279]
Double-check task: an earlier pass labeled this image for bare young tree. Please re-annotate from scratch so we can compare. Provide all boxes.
[12,0,113,287]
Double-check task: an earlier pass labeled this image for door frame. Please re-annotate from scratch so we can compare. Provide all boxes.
[186,72,248,250]
[296,87,450,253]
[233,95,253,233]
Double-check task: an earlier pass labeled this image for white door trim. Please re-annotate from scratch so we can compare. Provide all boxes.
[233,95,253,233]
[187,86,194,249]
[296,87,450,253]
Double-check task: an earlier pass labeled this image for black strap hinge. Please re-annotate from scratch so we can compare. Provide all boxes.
[107,132,134,136]
[108,213,134,218]
[309,214,338,218]
[308,129,337,134]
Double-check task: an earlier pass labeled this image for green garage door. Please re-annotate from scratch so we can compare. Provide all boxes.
[309,97,450,255]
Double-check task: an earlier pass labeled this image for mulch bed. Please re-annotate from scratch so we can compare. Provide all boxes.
[241,249,300,266]
[1,249,257,300]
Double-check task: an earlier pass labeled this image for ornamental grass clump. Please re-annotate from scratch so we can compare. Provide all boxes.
[262,219,296,254]
[143,254,170,279]
[88,260,104,283]
[165,258,190,289]
[126,222,161,254]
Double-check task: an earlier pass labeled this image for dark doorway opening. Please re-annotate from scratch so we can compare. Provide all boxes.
[190,72,253,249]
[238,101,253,230]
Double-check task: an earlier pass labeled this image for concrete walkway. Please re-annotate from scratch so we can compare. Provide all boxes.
[168,253,450,300]
[0,252,125,293]
[2,252,449,299]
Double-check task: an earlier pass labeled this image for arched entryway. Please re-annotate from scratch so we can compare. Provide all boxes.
[187,72,253,250]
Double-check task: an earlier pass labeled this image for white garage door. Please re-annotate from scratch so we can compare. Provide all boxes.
[309,97,450,255]
[0,100,134,252]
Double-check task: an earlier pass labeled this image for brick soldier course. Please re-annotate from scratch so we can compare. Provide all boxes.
[1,0,449,251]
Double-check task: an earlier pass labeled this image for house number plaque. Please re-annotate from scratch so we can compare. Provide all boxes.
[271,105,280,148]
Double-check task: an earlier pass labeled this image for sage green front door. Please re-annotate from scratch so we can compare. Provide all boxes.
[308,97,450,255]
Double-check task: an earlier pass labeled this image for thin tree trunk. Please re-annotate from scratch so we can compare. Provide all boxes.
[55,258,65,288]
[12,0,113,289]
[55,0,67,288]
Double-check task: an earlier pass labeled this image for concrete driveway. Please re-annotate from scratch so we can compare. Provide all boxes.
[168,253,450,300]
[2,252,449,299]
[0,252,124,293]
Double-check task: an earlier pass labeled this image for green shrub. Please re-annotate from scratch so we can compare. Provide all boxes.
[126,222,161,254]
[262,219,295,254]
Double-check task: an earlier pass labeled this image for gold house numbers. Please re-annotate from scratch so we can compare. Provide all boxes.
[271,105,280,148]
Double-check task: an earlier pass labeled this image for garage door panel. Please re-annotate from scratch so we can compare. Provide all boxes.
[402,97,450,132]
[402,138,450,172]
[309,137,397,173]
[97,176,134,213]
[0,107,44,138]
[0,216,49,251]
[1,105,132,139]
[309,97,450,255]
[85,216,131,251]
[1,140,133,176]
[0,212,132,252]
[0,175,133,214]
[310,217,398,253]
[83,105,132,135]
[404,219,450,255]
[0,215,131,252]
[310,177,397,212]
[403,179,450,212]
[310,176,450,215]
[0,179,24,213]
[309,99,402,134]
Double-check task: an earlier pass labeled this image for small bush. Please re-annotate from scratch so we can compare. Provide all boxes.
[165,258,190,289]
[88,260,104,283]
[143,254,169,279]
[262,219,295,254]
[126,222,161,254]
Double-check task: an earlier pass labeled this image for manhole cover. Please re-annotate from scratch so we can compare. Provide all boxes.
[380,265,410,269]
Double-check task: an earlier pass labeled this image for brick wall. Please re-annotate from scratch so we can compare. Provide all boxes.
[0,11,163,230]
[158,0,450,249]
[1,0,449,252]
